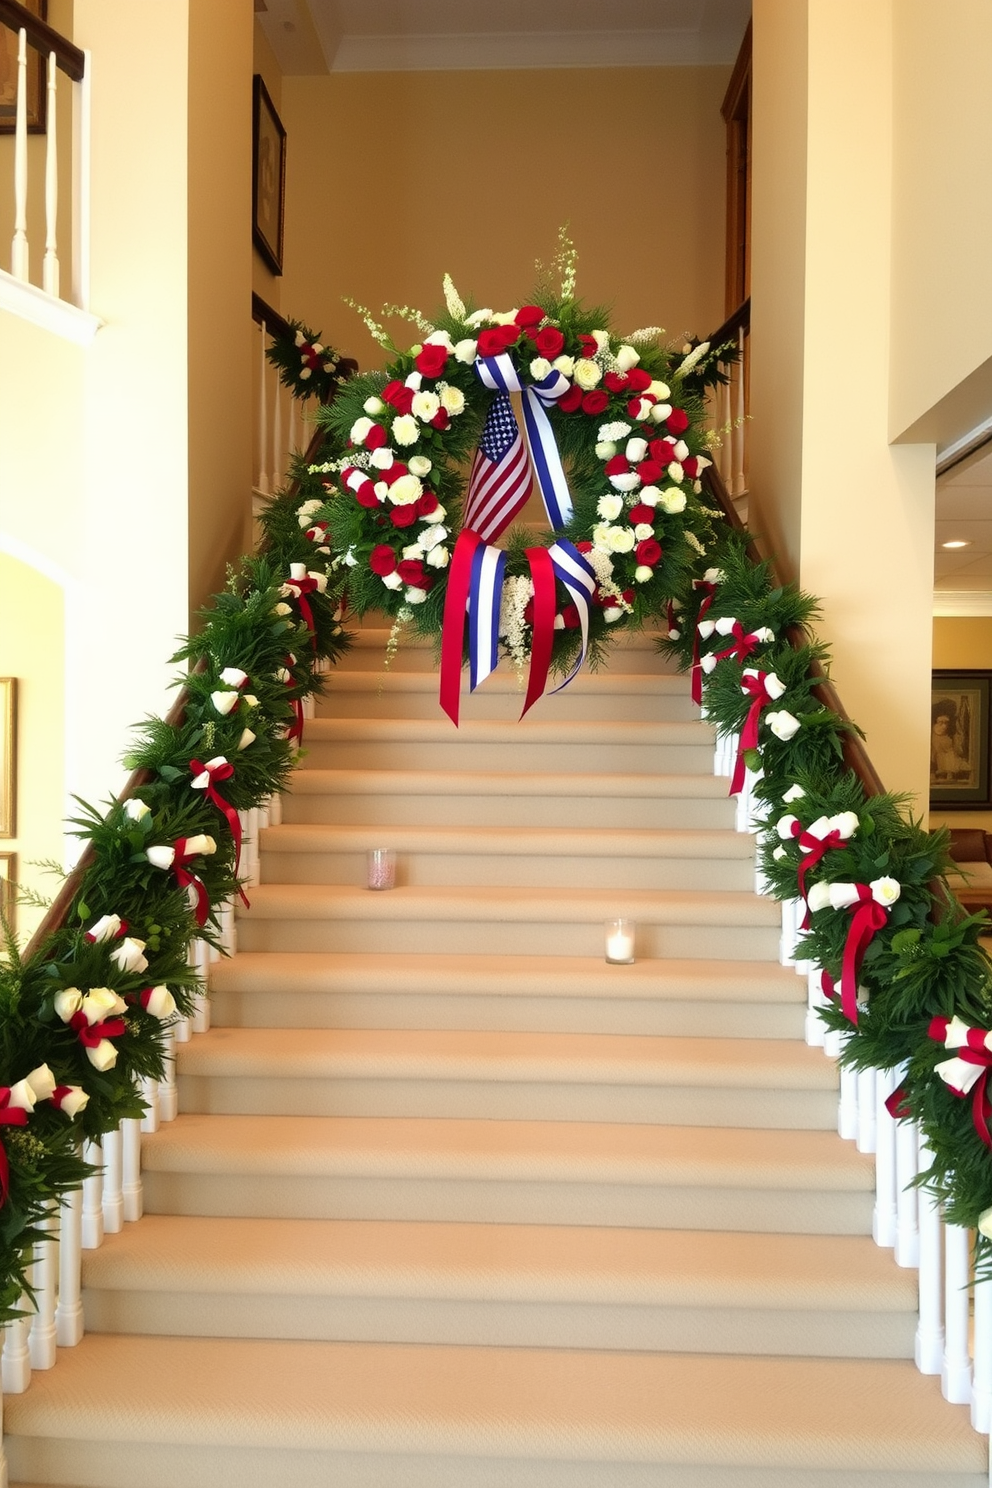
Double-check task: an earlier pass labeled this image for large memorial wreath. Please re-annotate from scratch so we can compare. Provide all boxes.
[310,254,733,721]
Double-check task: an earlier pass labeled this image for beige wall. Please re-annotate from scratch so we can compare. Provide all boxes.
[279,67,729,367]
[0,553,65,945]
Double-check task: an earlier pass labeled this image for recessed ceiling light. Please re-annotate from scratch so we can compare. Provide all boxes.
[942,539,972,548]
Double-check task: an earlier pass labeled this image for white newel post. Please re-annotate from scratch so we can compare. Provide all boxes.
[11,29,30,282]
[42,51,59,297]
[55,1184,84,1346]
[943,1223,973,1405]
[971,1270,992,1432]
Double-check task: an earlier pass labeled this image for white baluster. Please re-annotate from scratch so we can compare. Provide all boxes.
[102,1125,124,1234]
[942,1223,973,1404]
[873,1067,899,1248]
[55,1184,84,1346]
[11,29,30,281]
[28,1213,57,1369]
[159,1027,178,1122]
[220,898,238,957]
[71,46,93,310]
[895,1114,920,1269]
[732,328,747,496]
[805,965,828,1048]
[289,391,298,457]
[971,1269,992,1431]
[191,936,211,1035]
[715,379,731,485]
[856,1067,876,1153]
[272,376,283,492]
[140,1074,160,1134]
[257,322,270,495]
[916,1133,944,1375]
[122,1118,143,1222]
[779,898,801,966]
[42,51,59,297]
[2,1311,31,1393]
[836,1040,859,1142]
[267,791,283,827]
[81,1138,104,1249]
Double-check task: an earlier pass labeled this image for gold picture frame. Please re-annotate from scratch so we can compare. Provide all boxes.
[0,679,15,838]
[252,74,285,276]
[0,852,14,931]
[0,0,48,135]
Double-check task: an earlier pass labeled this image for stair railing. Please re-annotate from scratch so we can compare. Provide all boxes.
[0,0,90,313]
[702,447,991,1442]
[706,296,749,503]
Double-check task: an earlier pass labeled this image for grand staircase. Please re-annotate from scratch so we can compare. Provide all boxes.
[5,624,986,1486]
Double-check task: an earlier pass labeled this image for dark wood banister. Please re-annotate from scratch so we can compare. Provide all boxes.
[251,292,294,346]
[701,299,885,799]
[0,0,85,81]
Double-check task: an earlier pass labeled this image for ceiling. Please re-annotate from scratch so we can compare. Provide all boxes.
[255,0,753,73]
[935,443,992,615]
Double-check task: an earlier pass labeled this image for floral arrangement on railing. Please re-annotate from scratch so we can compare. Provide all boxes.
[662,535,992,1270]
[0,484,349,1320]
[265,318,346,404]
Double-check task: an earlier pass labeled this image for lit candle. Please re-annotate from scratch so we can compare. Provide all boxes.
[367,848,397,890]
[605,918,635,964]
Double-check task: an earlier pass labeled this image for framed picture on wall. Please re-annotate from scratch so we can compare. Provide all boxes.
[0,853,13,931]
[930,670,992,809]
[252,74,285,276]
[0,679,15,838]
[0,0,48,135]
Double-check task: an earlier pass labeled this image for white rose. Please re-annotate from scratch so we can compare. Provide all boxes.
[831,812,860,840]
[87,914,122,943]
[273,602,292,616]
[783,784,806,803]
[349,417,374,445]
[146,845,176,870]
[54,988,84,1023]
[650,403,673,424]
[402,542,423,560]
[697,620,716,639]
[184,834,217,857]
[773,845,788,861]
[603,606,623,623]
[762,673,787,700]
[703,568,725,584]
[826,882,862,910]
[776,815,799,840]
[424,329,454,349]
[592,524,614,554]
[592,330,610,350]
[54,1085,89,1118]
[210,690,240,716]
[388,474,423,506]
[870,876,901,907]
[573,359,602,390]
[805,815,834,841]
[220,667,248,689]
[553,613,565,630]
[426,546,450,569]
[752,627,776,644]
[408,456,433,476]
[142,985,177,1019]
[714,617,737,637]
[440,385,465,415]
[667,462,685,483]
[609,472,641,493]
[630,397,654,421]
[638,486,660,508]
[634,565,654,583]
[392,414,419,446]
[492,311,518,327]
[806,881,833,913]
[596,494,624,520]
[649,380,671,400]
[81,987,128,1024]
[701,654,718,675]
[404,371,423,391]
[299,367,312,380]
[454,338,478,363]
[673,439,690,461]
[634,523,654,541]
[668,628,681,640]
[419,524,448,552]
[111,938,148,975]
[625,437,648,463]
[405,586,428,604]
[237,729,256,751]
[553,355,575,377]
[124,798,150,823]
[765,709,801,741]
[464,309,493,327]
[595,442,617,460]
[616,345,640,371]
[342,549,357,568]
[607,527,636,553]
[370,448,394,470]
[85,1040,118,1073]
[529,358,552,382]
[411,391,441,423]
[659,490,687,514]
[431,504,447,521]
[937,1055,984,1095]
[7,1079,36,1113]
[363,396,384,415]
[25,1064,56,1102]
[381,572,403,590]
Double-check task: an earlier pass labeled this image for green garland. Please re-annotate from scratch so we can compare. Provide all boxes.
[265,318,346,404]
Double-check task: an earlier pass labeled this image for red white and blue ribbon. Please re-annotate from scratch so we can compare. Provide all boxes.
[474,353,573,530]
[463,388,532,542]
[546,540,597,694]
[468,539,508,691]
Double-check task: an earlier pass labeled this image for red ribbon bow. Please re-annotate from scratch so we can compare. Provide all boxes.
[171,838,211,928]
[283,656,305,746]
[189,758,249,906]
[283,574,320,649]
[837,884,888,1027]
[0,1088,28,1209]
[69,1011,127,1049]
[712,621,761,668]
[690,582,719,705]
[796,828,845,929]
[730,671,776,795]
[929,1017,992,1148]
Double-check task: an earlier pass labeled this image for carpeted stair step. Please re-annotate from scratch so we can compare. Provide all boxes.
[234,882,782,959]
[257,822,756,890]
[335,625,673,676]
[139,1114,874,1232]
[297,716,716,773]
[174,1026,838,1128]
[281,767,738,828]
[80,1214,917,1358]
[5,1335,984,1488]
[318,669,700,721]
[207,951,808,1039]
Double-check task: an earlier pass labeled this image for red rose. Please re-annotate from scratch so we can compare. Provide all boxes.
[341,465,358,485]
[416,492,439,517]
[667,408,690,435]
[604,371,629,393]
[523,598,535,624]
[415,343,449,377]
[477,325,519,357]
[355,481,381,509]
[635,538,662,567]
[390,505,417,528]
[365,423,387,450]
[431,408,450,431]
[383,380,415,415]
[649,439,676,464]
[683,456,699,478]
[582,389,610,416]
[534,326,565,359]
[578,333,598,358]
[626,368,652,393]
[380,462,409,485]
[575,540,593,553]
[636,459,664,484]
[560,604,580,629]
[604,454,631,476]
[515,305,545,329]
[557,384,583,413]
[382,380,404,405]
[629,504,655,526]
[369,544,397,576]
[397,558,428,587]
[627,396,654,419]
[622,589,634,605]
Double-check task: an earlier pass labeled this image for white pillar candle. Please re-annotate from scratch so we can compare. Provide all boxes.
[605,919,635,964]
[368,848,397,890]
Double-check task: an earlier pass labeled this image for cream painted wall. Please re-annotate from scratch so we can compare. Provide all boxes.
[279,67,729,368]
[889,0,992,447]
[750,0,935,810]
[0,553,65,945]
[930,617,992,834]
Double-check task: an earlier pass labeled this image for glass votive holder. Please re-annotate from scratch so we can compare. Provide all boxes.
[367,848,397,891]
[605,918,635,964]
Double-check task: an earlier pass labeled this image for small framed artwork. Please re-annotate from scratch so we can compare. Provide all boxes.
[0,853,13,930]
[930,670,992,809]
[252,74,286,276]
[0,0,48,135]
[0,679,14,838]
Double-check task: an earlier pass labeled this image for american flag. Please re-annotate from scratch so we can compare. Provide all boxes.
[462,392,532,542]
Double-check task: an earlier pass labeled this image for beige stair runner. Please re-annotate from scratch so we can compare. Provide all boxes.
[5,627,986,1486]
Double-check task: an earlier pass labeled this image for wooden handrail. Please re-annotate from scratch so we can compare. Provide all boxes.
[0,0,85,81]
[702,461,886,799]
[708,297,750,351]
[251,291,294,345]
